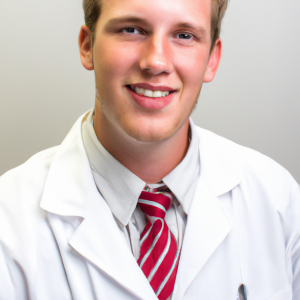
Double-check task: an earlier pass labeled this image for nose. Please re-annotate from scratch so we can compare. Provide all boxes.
[139,33,173,75]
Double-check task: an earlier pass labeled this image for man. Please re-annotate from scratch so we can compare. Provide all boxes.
[0,0,299,299]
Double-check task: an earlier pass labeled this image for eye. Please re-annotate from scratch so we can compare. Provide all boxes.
[121,27,142,34]
[176,33,193,40]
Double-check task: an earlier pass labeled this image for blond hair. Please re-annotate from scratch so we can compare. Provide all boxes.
[83,0,229,51]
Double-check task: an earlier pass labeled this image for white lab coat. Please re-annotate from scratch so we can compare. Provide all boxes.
[0,113,299,300]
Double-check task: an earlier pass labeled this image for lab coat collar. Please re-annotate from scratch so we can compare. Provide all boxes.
[40,112,241,298]
[40,114,89,218]
[196,126,241,197]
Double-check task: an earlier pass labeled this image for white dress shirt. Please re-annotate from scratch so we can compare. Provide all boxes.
[81,110,200,263]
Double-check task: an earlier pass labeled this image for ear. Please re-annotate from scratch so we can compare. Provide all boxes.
[203,38,222,82]
[79,25,94,71]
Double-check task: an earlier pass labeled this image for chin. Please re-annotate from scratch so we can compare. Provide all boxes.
[130,131,170,143]
[120,117,183,144]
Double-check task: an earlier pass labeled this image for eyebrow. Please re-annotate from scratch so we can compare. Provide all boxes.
[105,15,208,36]
[175,22,208,36]
[105,16,148,27]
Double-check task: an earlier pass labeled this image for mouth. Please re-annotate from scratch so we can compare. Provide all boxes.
[126,85,175,98]
[125,85,175,110]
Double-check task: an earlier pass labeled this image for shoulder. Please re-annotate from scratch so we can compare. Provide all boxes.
[196,126,299,210]
[196,125,294,178]
[0,146,59,196]
[0,146,59,226]
[0,146,69,295]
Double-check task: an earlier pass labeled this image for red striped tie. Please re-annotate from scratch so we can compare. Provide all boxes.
[138,189,180,300]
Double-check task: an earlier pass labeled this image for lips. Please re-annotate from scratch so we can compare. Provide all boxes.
[127,85,174,98]
[126,85,175,110]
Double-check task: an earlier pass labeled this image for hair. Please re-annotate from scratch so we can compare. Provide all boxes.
[83,0,101,44]
[83,0,229,52]
[210,0,229,51]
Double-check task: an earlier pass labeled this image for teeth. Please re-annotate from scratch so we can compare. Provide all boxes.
[153,91,162,98]
[131,86,170,98]
[144,89,153,97]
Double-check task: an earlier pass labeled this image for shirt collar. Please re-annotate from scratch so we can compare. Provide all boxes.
[82,110,145,227]
[163,118,199,214]
[82,109,199,226]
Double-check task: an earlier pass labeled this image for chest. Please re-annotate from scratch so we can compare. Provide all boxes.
[45,197,290,300]
[26,185,292,300]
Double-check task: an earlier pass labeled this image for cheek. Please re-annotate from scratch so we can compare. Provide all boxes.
[94,40,138,84]
[93,41,139,118]
[174,47,209,89]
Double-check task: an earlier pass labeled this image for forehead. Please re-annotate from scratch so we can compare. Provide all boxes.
[99,0,211,29]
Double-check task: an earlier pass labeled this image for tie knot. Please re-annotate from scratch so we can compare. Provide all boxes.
[138,190,172,220]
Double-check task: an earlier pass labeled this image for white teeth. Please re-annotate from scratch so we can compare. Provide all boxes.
[130,86,170,98]
[135,87,140,94]
[153,91,162,98]
[144,89,153,97]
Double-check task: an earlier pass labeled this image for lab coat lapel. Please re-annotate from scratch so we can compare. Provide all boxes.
[40,112,157,300]
[173,126,242,299]
[173,180,232,299]
[68,190,157,300]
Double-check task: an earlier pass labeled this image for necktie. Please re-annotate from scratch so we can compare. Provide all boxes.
[138,188,180,300]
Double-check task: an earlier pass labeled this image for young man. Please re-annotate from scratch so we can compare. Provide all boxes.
[0,0,299,299]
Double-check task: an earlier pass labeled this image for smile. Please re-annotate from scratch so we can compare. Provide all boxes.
[126,85,175,110]
[127,85,174,98]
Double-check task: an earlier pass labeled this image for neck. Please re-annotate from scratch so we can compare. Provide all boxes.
[93,103,190,184]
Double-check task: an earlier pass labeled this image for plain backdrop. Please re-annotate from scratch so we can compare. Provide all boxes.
[0,0,299,183]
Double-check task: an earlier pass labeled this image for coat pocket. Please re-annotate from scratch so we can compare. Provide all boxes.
[267,283,292,300]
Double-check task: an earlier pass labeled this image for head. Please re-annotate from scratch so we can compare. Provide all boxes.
[79,0,228,144]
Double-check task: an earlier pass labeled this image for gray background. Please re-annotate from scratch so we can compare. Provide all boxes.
[0,0,299,182]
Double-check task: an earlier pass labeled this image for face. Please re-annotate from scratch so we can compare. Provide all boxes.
[81,0,221,143]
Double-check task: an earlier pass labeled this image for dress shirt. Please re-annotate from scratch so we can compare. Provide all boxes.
[81,109,200,273]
